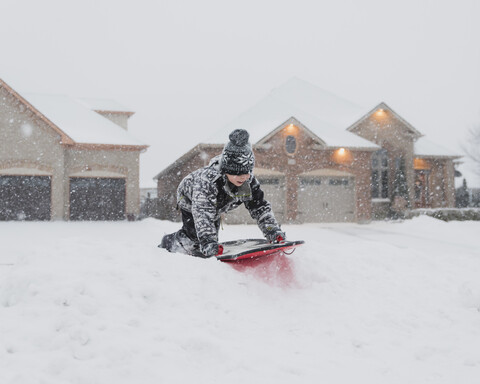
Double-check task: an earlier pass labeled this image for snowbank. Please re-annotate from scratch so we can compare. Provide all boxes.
[1,217,479,383]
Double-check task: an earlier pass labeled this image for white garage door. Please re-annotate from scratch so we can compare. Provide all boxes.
[297,173,356,223]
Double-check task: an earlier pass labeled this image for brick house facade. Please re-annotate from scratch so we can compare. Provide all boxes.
[154,79,460,224]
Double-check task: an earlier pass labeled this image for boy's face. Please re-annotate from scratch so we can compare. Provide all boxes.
[226,173,250,187]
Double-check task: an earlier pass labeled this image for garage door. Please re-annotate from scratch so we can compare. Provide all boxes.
[0,176,51,221]
[69,177,126,221]
[224,177,285,224]
[297,175,355,222]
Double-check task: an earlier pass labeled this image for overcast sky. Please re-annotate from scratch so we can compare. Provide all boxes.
[1,0,479,187]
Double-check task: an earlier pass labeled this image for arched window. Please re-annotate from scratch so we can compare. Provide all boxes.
[371,149,389,198]
[285,135,296,154]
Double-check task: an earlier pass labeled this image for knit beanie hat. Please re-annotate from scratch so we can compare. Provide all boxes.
[220,129,255,175]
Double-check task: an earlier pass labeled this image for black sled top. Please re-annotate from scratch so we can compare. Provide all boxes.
[216,239,305,261]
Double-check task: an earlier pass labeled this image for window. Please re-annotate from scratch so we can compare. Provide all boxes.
[300,179,321,186]
[286,135,296,154]
[371,149,389,198]
[329,178,349,186]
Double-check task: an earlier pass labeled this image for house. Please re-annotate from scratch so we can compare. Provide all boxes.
[0,78,148,221]
[154,78,460,223]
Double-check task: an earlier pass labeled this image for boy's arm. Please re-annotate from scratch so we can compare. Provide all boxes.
[191,178,221,256]
[245,177,285,242]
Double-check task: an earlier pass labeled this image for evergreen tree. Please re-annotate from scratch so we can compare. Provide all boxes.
[389,156,410,219]
[392,157,410,204]
[455,178,470,208]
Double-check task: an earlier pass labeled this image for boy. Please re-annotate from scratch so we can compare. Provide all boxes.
[159,129,285,258]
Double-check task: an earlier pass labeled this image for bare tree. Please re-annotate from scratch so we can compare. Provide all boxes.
[463,125,480,176]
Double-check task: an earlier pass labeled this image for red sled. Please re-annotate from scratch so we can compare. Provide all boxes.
[216,239,305,262]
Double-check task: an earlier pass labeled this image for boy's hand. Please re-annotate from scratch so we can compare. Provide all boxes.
[266,230,286,243]
[201,242,223,257]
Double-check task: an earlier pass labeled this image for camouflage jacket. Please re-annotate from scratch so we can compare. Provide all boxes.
[177,156,281,249]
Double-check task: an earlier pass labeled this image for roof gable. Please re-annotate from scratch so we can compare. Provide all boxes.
[255,116,327,148]
[347,102,423,138]
[0,78,146,149]
[0,78,74,145]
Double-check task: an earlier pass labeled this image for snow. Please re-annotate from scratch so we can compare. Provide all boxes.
[77,98,133,113]
[206,79,463,160]
[24,93,144,146]
[207,78,379,149]
[20,123,33,138]
[456,160,480,189]
[415,137,461,158]
[1,217,480,383]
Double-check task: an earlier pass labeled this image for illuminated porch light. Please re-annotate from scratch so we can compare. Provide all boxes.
[414,158,431,170]
[285,123,298,135]
[332,147,353,164]
[375,108,386,117]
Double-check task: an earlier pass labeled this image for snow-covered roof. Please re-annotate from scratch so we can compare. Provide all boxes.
[207,77,378,150]
[78,97,134,114]
[414,137,460,158]
[25,93,145,146]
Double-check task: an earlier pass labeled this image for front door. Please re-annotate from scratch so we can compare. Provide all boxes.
[414,170,430,208]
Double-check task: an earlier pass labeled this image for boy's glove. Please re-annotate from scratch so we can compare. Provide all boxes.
[201,242,223,257]
[266,230,286,244]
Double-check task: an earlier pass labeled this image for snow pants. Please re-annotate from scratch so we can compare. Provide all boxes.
[160,209,220,257]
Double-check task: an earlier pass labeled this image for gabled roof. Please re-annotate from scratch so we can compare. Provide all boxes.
[0,78,146,149]
[154,144,223,180]
[256,116,379,150]
[206,77,378,150]
[0,78,74,145]
[25,93,145,147]
[347,101,423,138]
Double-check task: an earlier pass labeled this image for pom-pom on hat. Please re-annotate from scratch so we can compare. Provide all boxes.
[220,129,255,175]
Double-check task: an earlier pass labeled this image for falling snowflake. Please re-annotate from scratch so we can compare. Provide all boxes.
[21,123,33,138]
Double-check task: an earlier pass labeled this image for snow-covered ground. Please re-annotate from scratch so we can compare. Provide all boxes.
[1,217,479,384]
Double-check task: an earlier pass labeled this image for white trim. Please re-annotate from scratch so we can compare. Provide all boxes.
[0,167,52,176]
[256,116,327,147]
[299,169,354,177]
[69,170,126,178]
[253,167,285,177]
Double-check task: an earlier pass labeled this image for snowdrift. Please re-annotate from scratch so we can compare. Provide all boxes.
[1,217,479,384]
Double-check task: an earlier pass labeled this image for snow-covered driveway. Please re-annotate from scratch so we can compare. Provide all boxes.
[1,217,479,384]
